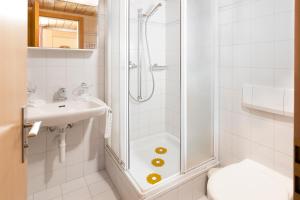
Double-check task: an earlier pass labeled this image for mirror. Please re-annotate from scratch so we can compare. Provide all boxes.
[28,0,98,49]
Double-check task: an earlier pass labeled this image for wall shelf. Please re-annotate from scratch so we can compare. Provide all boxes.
[242,85,294,117]
[27,47,95,52]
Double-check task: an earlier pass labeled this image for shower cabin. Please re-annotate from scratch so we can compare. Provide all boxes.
[105,0,218,197]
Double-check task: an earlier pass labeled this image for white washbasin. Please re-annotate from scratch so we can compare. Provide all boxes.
[26,98,107,126]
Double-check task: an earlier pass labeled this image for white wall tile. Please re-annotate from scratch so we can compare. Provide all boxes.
[219,7,233,25]
[275,41,294,69]
[252,16,275,42]
[28,152,46,177]
[220,46,233,67]
[233,68,251,90]
[233,21,251,44]
[250,68,274,87]
[274,152,293,178]
[28,173,46,194]
[28,129,47,155]
[218,0,294,178]
[275,0,294,13]
[275,12,294,41]
[233,44,251,67]
[252,0,275,18]
[250,143,274,169]
[46,149,66,171]
[233,1,251,22]
[274,117,293,156]
[66,144,84,166]
[274,69,293,88]
[232,136,252,161]
[219,68,233,88]
[232,113,251,139]
[219,0,234,7]
[251,43,275,68]
[219,24,233,46]
[251,117,274,148]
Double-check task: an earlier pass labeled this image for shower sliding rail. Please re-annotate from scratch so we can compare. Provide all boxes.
[137,9,143,100]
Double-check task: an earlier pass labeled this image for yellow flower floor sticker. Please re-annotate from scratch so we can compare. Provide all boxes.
[146,173,162,184]
[155,147,167,154]
[151,158,165,167]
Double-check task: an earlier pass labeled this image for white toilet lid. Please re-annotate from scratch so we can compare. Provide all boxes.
[207,159,292,200]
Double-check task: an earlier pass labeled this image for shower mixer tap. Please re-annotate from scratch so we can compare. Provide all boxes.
[129,61,138,69]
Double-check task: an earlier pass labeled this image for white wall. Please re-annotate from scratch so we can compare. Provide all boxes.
[26,2,106,195]
[218,0,294,178]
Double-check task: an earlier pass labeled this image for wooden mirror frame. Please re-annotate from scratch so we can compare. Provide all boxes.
[28,0,84,49]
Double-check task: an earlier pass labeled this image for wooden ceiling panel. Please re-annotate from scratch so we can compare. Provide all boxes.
[53,0,67,11]
[65,2,77,13]
[29,0,97,16]
[86,6,97,16]
[43,0,55,9]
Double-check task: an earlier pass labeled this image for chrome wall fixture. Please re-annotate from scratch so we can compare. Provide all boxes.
[128,3,163,103]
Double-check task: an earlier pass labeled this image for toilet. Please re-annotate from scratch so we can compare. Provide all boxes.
[207,159,293,200]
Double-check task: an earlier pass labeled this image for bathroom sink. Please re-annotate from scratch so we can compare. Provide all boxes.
[25,98,107,126]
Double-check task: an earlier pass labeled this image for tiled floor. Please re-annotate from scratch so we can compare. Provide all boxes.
[28,170,120,200]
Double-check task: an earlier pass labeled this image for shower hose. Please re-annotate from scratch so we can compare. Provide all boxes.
[129,13,155,103]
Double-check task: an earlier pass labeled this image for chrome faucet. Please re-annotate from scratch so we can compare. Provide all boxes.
[53,88,67,102]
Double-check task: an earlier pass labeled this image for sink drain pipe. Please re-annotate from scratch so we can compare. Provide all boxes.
[58,129,66,162]
[48,124,72,163]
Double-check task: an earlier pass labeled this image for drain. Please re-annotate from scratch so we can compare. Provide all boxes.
[151,158,165,167]
[155,147,167,154]
[146,173,162,184]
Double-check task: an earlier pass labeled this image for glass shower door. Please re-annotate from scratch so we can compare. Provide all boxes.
[183,0,216,170]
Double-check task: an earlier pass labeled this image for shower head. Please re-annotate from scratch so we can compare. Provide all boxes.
[145,3,162,17]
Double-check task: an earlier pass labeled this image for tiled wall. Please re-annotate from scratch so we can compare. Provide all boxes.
[218,0,294,178]
[165,0,181,139]
[26,2,107,195]
[129,0,167,140]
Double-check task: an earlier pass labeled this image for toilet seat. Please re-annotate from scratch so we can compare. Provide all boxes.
[207,159,292,200]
